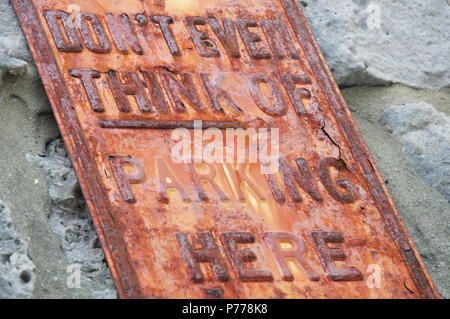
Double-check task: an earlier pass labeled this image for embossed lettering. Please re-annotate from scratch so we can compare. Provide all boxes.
[109,155,146,203]
[281,74,312,116]
[141,70,170,114]
[105,13,143,55]
[186,16,220,58]
[223,164,265,201]
[200,73,242,113]
[156,157,190,203]
[187,164,229,201]
[311,231,363,281]
[176,232,229,283]
[260,19,299,59]
[279,157,323,203]
[78,12,112,54]
[151,15,181,56]
[107,70,151,113]
[263,174,285,203]
[236,19,271,59]
[249,73,288,116]
[319,158,359,203]
[207,18,241,58]
[220,232,273,282]
[69,69,103,112]
[160,71,205,113]
[265,232,319,281]
[44,10,82,53]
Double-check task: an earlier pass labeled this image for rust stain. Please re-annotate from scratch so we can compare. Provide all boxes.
[11,0,440,299]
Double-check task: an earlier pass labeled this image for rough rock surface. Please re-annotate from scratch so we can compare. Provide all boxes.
[27,140,117,299]
[343,85,450,298]
[381,102,450,202]
[0,0,449,299]
[0,0,30,87]
[0,0,116,298]
[300,0,450,89]
[0,199,35,298]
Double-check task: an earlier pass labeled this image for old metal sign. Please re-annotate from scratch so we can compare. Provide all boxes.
[12,0,440,298]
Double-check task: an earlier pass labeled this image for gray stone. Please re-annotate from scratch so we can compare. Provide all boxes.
[0,199,35,298]
[27,139,117,299]
[0,0,117,298]
[0,0,31,87]
[342,85,450,298]
[381,102,450,202]
[0,69,70,299]
[0,55,28,86]
[0,0,31,61]
[300,0,450,89]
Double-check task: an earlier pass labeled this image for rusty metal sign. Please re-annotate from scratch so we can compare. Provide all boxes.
[12,0,440,299]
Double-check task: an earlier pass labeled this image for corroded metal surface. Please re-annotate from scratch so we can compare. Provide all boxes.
[12,0,440,298]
